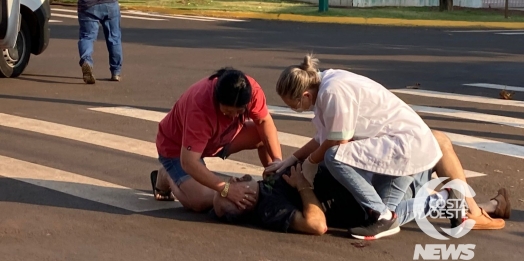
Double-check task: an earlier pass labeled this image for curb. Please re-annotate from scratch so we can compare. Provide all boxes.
[122,6,524,29]
[51,3,524,29]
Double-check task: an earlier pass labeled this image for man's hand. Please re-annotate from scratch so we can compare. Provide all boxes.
[283,163,311,189]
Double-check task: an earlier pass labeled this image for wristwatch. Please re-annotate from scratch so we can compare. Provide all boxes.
[220,182,230,198]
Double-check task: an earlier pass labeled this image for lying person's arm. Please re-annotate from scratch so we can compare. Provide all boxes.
[283,164,327,236]
[291,185,328,235]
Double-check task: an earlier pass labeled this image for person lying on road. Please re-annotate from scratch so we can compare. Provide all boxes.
[151,67,283,213]
[210,162,510,239]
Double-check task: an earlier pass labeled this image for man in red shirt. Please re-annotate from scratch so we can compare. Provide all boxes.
[151,68,283,212]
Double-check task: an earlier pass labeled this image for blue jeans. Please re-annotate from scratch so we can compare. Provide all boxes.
[395,171,435,225]
[78,2,123,75]
[324,145,434,223]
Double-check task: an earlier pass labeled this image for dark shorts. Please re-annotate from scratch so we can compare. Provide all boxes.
[158,145,230,186]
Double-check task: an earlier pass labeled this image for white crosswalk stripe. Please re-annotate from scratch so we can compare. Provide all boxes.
[52,13,79,19]
[51,8,245,22]
[86,106,491,177]
[409,105,524,129]
[496,32,524,35]
[447,30,524,33]
[266,105,524,160]
[446,29,524,36]
[463,83,524,93]
[122,10,245,22]
[390,89,524,108]
[0,155,181,212]
[2,83,524,213]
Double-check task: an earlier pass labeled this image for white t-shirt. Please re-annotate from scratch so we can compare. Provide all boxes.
[313,69,442,176]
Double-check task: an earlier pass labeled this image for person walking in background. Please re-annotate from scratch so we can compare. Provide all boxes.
[77,0,123,84]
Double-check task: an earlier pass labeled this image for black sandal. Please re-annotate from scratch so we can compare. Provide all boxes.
[150,170,175,201]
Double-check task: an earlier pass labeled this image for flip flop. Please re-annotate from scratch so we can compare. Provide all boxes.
[150,170,175,201]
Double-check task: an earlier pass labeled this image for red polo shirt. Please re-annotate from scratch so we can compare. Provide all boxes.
[156,75,269,158]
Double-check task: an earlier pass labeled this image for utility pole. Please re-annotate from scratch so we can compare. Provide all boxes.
[319,0,329,12]
[505,0,509,19]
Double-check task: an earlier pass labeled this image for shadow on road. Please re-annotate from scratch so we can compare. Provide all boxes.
[16,76,85,85]
[0,94,172,114]
[0,177,219,225]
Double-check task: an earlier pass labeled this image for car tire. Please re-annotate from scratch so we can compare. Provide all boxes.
[0,18,32,78]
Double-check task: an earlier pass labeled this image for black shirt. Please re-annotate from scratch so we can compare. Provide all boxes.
[250,165,366,233]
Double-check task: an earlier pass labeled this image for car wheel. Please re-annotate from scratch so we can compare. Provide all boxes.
[0,18,32,78]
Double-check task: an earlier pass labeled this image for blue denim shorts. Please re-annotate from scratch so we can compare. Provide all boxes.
[158,146,230,186]
[158,155,201,186]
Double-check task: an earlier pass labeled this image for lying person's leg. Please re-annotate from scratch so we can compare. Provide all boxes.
[431,130,507,229]
[477,188,510,219]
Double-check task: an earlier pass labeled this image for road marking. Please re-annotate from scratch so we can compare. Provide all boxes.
[431,171,486,179]
[390,89,524,108]
[52,8,83,13]
[265,106,524,160]
[461,171,486,178]
[123,10,245,22]
[0,113,265,180]
[49,20,62,23]
[463,83,524,92]
[123,11,214,22]
[86,107,488,178]
[496,32,524,35]
[0,155,181,212]
[52,8,167,21]
[52,13,78,19]
[441,132,524,159]
[446,29,524,33]
[88,106,311,149]
[267,105,315,119]
[119,15,166,21]
[410,105,524,129]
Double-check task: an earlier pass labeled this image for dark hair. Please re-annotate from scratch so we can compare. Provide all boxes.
[209,67,252,108]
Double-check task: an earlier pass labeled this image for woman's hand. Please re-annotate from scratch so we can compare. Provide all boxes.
[264,155,298,174]
[282,163,311,189]
[226,181,257,210]
[301,156,319,187]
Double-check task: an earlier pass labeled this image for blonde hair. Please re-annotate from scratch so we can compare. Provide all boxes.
[276,54,321,99]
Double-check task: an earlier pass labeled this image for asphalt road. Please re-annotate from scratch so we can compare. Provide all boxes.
[0,7,523,261]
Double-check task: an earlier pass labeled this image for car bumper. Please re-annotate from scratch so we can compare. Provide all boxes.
[32,0,51,55]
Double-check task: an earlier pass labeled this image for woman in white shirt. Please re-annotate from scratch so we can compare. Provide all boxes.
[266,54,444,240]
